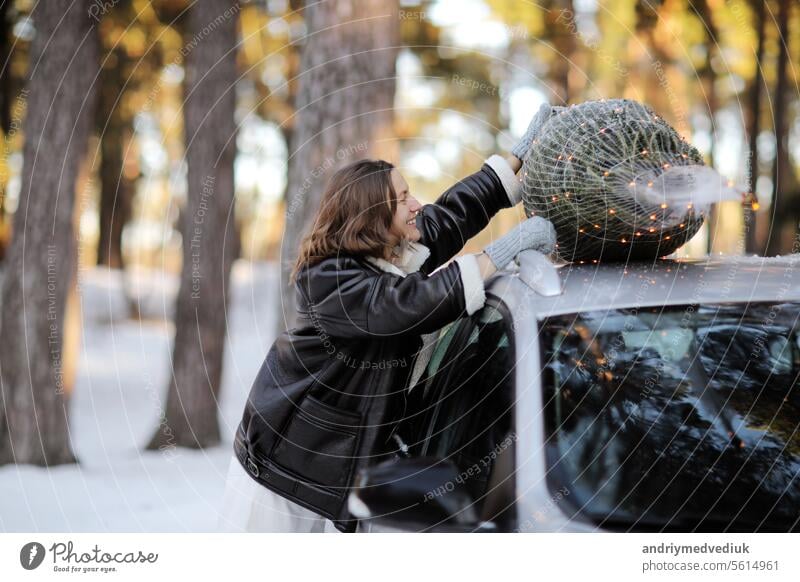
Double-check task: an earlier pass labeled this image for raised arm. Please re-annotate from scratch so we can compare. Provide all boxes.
[415,103,565,274]
[415,155,523,274]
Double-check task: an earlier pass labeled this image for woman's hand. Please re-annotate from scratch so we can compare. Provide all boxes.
[482,216,557,270]
[510,103,565,162]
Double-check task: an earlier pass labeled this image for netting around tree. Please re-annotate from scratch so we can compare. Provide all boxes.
[521,99,706,263]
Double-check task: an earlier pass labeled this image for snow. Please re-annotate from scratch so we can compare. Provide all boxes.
[0,260,279,532]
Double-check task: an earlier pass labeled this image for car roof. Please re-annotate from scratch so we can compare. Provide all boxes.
[493,254,800,319]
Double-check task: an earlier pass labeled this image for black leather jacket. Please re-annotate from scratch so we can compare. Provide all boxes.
[233,156,520,531]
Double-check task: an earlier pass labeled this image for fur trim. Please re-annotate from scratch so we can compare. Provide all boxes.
[454,254,486,315]
[485,154,522,206]
[364,256,406,277]
[364,241,431,277]
[393,240,431,274]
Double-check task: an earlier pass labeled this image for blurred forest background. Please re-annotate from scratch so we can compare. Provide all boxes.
[0,0,798,478]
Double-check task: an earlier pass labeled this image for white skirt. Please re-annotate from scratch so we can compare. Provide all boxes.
[217,455,340,533]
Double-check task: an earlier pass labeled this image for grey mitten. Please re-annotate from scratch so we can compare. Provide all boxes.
[510,103,565,161]
[483,216,556,269]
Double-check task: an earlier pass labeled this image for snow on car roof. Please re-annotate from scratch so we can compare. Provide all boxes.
[508,254,800,319]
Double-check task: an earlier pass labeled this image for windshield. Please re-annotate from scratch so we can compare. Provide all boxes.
[540,302,800,532]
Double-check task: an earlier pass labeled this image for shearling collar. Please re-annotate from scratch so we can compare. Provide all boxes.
[364,241,431,277]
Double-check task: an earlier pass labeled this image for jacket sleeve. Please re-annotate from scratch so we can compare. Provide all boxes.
[417,155,522,274]
[296,255,486,339]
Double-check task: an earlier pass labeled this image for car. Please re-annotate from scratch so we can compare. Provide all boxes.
[348,250,800,533]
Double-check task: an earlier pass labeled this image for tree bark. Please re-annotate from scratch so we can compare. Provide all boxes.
[744,0,766,255]
[278,0,399,332]
[545,0,576,104]
[689,0,722,254]
[146,0,239,450]
[0,0,13,260]
[96,49,135,269]
[0,0,12,135]
[765,0,798,256]
[0,0,98,466]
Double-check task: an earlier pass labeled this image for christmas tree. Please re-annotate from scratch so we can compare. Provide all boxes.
[521,99,706,262]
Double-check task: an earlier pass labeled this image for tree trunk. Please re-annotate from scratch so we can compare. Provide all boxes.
[0,0,12,260]
[688,0,721,253]
[0,0,12,135]
[745,0,766,255]
[146,0,239,450]
[278,0,399,332]
[0,0,98,466]
[544,0,576,104]
[96,49,135,269]
[765,0,797,256]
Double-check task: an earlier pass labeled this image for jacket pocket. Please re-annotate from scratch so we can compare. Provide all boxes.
[271,395,362,492]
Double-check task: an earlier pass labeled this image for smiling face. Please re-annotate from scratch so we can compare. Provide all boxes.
[389,168,422,244]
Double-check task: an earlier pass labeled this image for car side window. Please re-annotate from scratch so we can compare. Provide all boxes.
[401,301,516,521]
[415,320,461,393]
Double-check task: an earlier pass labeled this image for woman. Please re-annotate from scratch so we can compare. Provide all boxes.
[219,114,557,533]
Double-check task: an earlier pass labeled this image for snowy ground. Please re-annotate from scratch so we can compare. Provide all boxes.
[0,260,279,532]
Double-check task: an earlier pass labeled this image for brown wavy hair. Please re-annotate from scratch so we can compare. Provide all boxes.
[291,159,400,282]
